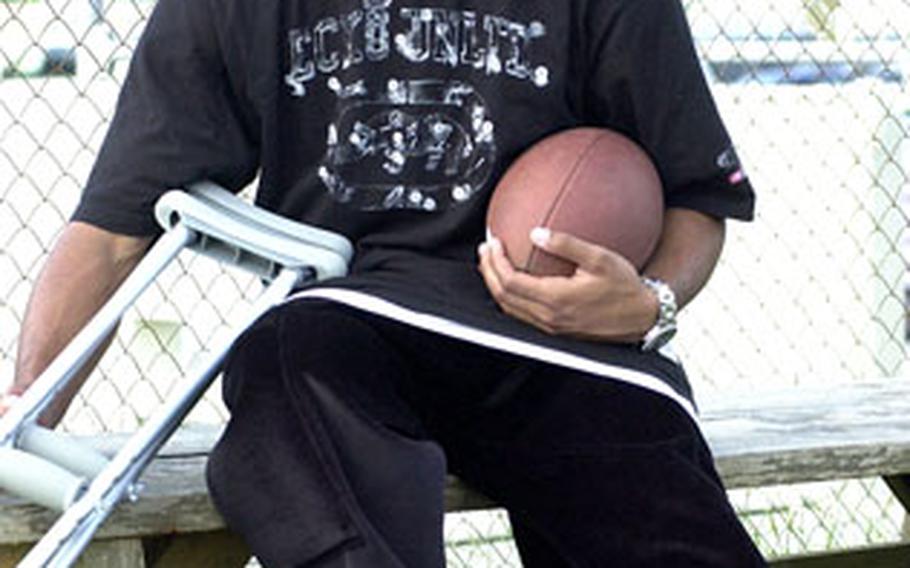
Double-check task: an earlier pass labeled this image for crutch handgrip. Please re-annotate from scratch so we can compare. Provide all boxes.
[19,425,110,479]
[0,448,86,511]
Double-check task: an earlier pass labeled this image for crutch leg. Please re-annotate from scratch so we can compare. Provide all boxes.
[18,268,304,568]
[0,225,195,447]
[0,225,195,513]
[0,182,353,567]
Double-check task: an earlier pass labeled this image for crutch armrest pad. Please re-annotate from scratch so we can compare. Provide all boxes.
[155,182,354,280]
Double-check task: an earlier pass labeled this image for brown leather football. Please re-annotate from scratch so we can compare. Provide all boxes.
[487,127,664,276]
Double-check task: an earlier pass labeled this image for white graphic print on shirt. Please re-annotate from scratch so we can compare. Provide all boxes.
[284,0,550,211]
[318,78,497,211]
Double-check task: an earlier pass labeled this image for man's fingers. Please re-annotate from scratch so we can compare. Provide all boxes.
[483,273,558,332]
[478,238,562,331]
[478,251,557,332]
[478,241,505,297]
[479,238,541,303]
[530,228,629,274]
[484,237,567,301]
[0,394,20,417]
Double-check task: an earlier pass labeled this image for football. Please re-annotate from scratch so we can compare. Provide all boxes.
[487,127,664,276]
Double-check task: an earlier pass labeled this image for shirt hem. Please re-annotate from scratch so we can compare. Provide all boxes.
[285,287,699,422]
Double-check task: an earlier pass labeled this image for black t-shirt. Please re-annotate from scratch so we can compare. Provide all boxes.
[73,0,755,416]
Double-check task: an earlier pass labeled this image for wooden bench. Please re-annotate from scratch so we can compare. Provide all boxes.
[2,379,910,567]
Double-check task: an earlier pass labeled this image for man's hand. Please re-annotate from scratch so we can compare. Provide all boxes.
[0,393,20,417]
[478,228,658,342]
[478,208,726,343]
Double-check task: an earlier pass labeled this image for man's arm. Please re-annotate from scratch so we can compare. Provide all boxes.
[477,208,724,342]
[0,222,151,426]
[641,207,725,307]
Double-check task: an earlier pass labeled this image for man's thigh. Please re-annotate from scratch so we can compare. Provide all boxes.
[209,300,448,567]
[437,368,766,567]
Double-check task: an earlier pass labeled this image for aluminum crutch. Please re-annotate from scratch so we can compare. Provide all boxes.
[0,181,353,567]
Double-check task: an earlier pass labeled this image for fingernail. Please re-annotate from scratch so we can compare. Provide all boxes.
[530,227,550,246]
[478,242,489,257]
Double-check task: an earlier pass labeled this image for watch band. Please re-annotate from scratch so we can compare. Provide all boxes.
[640,277,678,352]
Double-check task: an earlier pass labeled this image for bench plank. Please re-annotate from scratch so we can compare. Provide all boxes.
[2,380,909,557]
[0,455,493,545]
[0,539,144,568]
[0,421,499,545]
[700,379,910,488]
[0,456,221,545]
[143,530,250,568]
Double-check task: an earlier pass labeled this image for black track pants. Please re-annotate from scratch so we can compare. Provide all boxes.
[206,301,766,567]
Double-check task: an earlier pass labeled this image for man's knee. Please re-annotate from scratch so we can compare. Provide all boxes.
[220,309,284,410]
[220,302,351,411]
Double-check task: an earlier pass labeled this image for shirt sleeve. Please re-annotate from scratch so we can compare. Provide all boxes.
[71,0,260,236]
[586,0,755,220]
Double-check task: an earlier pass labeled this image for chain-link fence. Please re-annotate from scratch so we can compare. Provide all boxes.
[1,0,908,564]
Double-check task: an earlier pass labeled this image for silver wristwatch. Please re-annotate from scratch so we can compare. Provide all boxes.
[640,277,678,352]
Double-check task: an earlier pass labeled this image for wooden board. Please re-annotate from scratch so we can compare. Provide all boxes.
[3,379,910,546]
[700,379,910,488]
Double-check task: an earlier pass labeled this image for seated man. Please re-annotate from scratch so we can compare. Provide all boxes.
[2,0,765,566]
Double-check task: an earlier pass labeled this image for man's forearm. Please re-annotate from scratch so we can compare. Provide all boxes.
[642,207,726,311]
[11,222,151,425]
